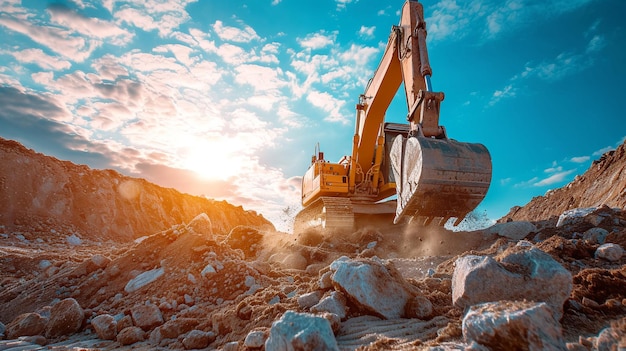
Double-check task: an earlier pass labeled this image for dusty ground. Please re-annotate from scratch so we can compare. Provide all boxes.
[1,213,625,350]
[0,138,625,350]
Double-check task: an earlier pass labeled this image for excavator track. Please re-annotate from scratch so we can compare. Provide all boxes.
[294,197,355,233]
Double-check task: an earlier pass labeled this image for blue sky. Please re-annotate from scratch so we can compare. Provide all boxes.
[1,0,625,231]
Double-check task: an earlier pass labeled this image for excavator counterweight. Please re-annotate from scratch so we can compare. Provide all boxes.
[295,0,492,233]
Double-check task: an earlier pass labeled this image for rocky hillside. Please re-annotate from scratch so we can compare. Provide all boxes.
[1,137,625,350]
[0,138,273,242]
[501,141,626,223]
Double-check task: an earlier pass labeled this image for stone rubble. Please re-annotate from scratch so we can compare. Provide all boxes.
[452,244,573,319]
[265,311,339,351]
[462,300,566,350]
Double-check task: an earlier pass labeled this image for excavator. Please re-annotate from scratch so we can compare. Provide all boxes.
[294,0,492,233]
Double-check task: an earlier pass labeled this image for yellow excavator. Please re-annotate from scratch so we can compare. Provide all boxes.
[295,0,492,232]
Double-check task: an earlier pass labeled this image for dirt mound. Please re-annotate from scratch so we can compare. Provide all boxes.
[1,137,626,350]
[0,138,272,242]
[501,140,626,223]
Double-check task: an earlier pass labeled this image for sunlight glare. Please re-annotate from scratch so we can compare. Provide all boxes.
[181,139,242,181]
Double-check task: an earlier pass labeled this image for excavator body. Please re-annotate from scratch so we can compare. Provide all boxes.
[295,0,492,233]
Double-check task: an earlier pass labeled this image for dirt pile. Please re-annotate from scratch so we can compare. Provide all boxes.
[0,138,272,242]
[501,140,626,223]
[0,138,626,350]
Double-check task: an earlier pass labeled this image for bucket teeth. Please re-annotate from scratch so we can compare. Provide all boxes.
[391,135,492,225]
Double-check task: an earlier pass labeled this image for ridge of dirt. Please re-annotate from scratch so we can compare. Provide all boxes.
[1,137,626,350]
[500,140,626,223]
[0,137,273,242]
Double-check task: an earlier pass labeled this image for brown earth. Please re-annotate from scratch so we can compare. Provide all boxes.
[0,138,625,350]
[0,138,273,242]
[500,141,626,223]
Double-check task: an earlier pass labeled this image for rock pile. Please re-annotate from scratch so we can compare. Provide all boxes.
[1,138,626,350]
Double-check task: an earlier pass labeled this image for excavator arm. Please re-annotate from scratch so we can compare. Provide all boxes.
[296,0,492,233]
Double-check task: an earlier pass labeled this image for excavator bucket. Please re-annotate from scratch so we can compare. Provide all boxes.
[390,135,492,226]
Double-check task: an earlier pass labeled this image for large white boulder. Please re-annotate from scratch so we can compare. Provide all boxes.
[265,311,338,351]
[452,246,572,319]
[329,257,411,319]
[463,301,566,350]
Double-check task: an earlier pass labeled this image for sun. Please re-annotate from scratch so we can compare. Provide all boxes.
[181,141,242,181]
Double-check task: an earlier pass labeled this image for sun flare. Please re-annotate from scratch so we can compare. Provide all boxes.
[181,141,242,181]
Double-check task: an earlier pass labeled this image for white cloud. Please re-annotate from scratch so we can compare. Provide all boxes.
[493,31,605,106]
[47,4,133,46]
[426,0,594,42]
[235,64,286,92]
[113,0,197,37]
[4,48,71,70]
[306,90,348,124]
[533,169,574,187]
[336,0,357,10]
[0,15,97,61]
[593,146,614,156]
[544,162,563,173]
[298,31,336,50]
[570,156,590,163]
[586,35,606,53]
[213,20,260,43]
[189,28,218,54]
[358,25,375,39]
[340,44,379,66]
[153,44,197,66]
[489,84,515,106]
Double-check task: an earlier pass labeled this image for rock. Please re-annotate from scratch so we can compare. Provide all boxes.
[149,327,163,345]
[581,297,600,309]
[311,291,348,319]
[19,335,47,345]
[452,246,572,319]
[281,252,308,270]
[6,312,47,339]
[463,301,566,350]
[0,321,5,338]
[486,221,537,240]
[71,254,111,277]
[159,318,198,339]
[91,314,117,340]
[223,225,264,258]
[595,243,624,261]
[404,295,433,320]
[330,257,410,319]
[566,342,589,351]
[223,341,240,351]
[90,254,111,269]
[125,268,165,293]
[130,304,164,331]
[116,315,133,333]
[45,298,84,338]
[318,270,333,290]
[265,311,339,351]
[201,264,217,277]
[297,291,323,309]
[66,234,82,245]
[117,326,145,345]
[182,330,215,350]
[186,213,213,235]
[557,207,596,227]
[595,326,623,351]
[583,227,609,245]
[244,330,267,348]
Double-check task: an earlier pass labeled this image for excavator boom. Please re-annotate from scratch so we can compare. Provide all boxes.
[295,0,492,232]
